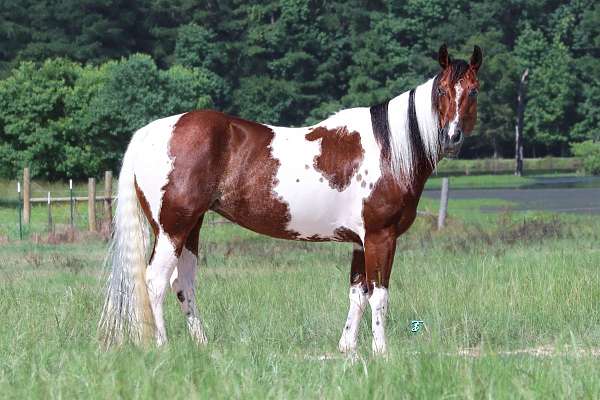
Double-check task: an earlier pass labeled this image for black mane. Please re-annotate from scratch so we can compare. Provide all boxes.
[408,89,427,167]
[370,100,391,160]
[369,88,428,175]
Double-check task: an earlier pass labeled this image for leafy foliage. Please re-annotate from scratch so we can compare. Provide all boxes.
[571,141,600,175]
[0,55,223,178]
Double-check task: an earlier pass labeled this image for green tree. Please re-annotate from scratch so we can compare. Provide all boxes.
[174,23,219,71]
[515,25,574,155]
[0,59,80,178]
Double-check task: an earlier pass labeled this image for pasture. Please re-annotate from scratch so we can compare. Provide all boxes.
[1,201,599,398]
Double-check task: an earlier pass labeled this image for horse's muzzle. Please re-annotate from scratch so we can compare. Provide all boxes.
[440,125,464,158]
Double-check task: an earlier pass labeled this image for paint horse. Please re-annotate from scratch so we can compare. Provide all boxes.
[99,45,482,354]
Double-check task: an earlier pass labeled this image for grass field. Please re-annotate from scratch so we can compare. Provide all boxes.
[1,205,599,398]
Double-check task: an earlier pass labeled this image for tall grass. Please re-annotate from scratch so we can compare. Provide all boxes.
[0,213,599,398]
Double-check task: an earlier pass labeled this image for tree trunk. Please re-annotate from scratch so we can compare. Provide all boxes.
[515,69,529,176]
[492,136,499,159]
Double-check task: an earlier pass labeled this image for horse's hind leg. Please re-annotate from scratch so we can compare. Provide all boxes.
[170,215,208,344]
[145,231,180,345]
[338,243,368,353]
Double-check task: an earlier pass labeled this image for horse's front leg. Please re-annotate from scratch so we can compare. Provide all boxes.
[338,243,368,354]
[364,228,397,355]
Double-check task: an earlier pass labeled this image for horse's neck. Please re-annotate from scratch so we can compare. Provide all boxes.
[384,78,440,187]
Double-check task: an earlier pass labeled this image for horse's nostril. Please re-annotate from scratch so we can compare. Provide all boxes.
[451,131,463,145]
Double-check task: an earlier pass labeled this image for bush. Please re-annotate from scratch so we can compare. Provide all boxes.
[0,56,227,179]
[571,141,600,175]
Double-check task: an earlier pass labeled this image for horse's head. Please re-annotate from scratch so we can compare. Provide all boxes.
[433,44,482,157]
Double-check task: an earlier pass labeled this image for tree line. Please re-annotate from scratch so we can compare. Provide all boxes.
[0,0,598,179]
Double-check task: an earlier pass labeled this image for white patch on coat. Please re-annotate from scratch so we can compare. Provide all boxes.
[132,113,185,226]
[338,283,368,353]
[145,233,178,345]
[448,82,463,139]
[388,78,440,179]
[368,286,389,355]
[268,108,382,242]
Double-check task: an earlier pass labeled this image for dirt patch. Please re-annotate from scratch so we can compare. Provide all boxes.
[30,227,107,245]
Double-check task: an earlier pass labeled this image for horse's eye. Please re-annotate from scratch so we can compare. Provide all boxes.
[437,87,446,96]
[469,88,478,98]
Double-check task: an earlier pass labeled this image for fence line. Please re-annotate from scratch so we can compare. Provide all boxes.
[29,196,115,203]
[10,167,452,241]
[18,168,115,237]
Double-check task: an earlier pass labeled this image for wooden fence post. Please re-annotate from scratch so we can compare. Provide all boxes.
[47,192,53,233]
[104,171,113,228]
[23,167,30,224]
[437,178,449,230]
[88,178,96,232]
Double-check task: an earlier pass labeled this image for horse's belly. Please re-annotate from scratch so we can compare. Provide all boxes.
[213,180,364,241]
[276,183,365,240]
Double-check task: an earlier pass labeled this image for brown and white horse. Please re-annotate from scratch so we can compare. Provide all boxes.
[99,45,482,354]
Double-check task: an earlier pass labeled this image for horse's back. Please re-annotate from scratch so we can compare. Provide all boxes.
[129,108,387,244]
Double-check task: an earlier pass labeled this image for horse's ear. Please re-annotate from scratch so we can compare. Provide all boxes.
[470,45,483,73]
[438,44,450,70]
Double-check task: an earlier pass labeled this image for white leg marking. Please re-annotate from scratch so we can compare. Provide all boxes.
[338,283,368,353]
[145,233,178,346]
[171,248,208,344]
[369,286,389,355]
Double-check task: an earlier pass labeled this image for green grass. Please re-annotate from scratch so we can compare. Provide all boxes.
[1,212,599,398]
[425,174,536,189]
[436,157,580,175]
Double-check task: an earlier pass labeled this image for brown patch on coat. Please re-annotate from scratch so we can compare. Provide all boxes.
[350,247,367,290]
[305,126,364,191]
[212,115,299,240]
[303,234,329,242]
[333,227,362,244]
[135,178,159,237]
[135,178,159,262]
[157,111,300,253]
[362,157,434,237]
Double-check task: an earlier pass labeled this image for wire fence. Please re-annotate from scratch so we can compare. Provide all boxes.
[0,169,275,242]
[1,187,105,241]
[3,166,599,244]
[0,171,452,243]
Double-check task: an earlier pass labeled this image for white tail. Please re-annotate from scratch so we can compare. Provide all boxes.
[98,133,155,347]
